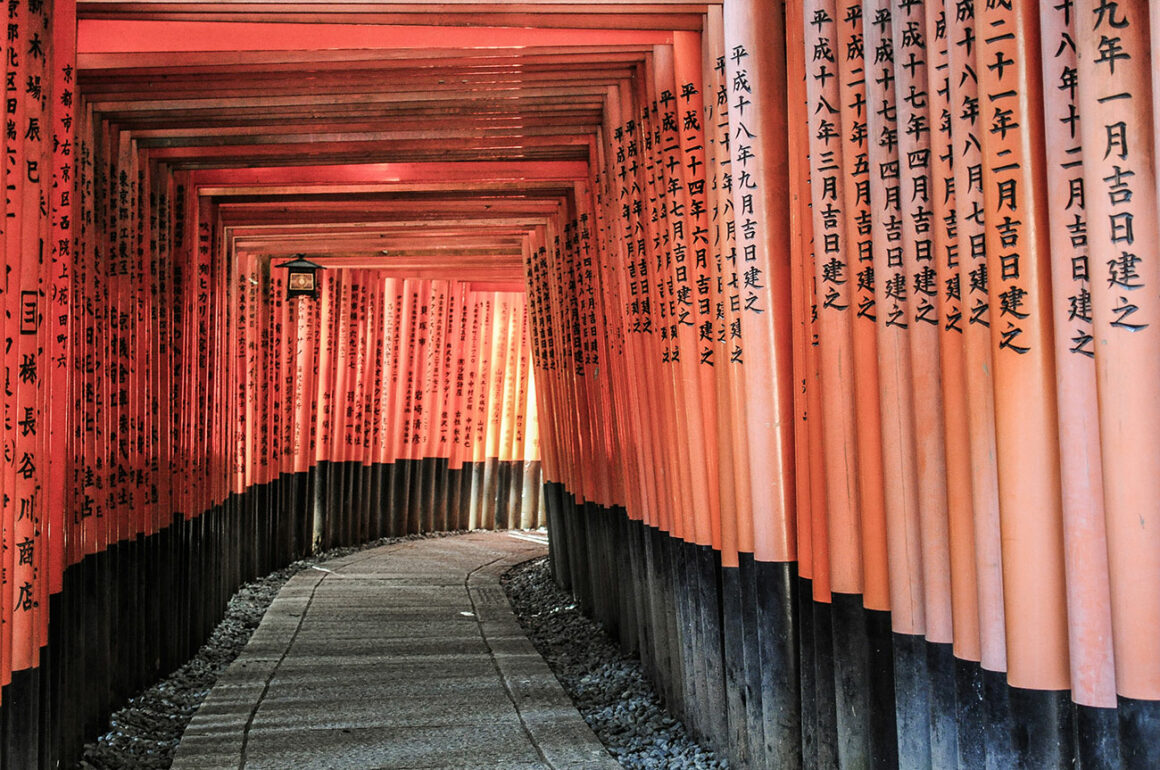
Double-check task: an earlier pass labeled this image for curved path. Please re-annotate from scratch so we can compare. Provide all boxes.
[172,531,619,770]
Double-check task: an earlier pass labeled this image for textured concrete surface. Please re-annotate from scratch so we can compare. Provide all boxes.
[172,531,620,770]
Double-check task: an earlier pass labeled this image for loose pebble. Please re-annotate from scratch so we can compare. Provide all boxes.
[502,556,729,770]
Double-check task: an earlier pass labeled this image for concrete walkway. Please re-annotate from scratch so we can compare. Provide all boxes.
[172,531,620,770]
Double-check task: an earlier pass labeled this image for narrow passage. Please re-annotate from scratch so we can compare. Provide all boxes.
[171,532,618,770]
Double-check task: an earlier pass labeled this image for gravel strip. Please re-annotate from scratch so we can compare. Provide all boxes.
[76,531,464,770]
[502,556,729,770]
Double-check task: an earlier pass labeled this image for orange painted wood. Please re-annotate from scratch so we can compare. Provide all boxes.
[312,271,337,488]
[580,129,631,513]
[644,46,686,540]
[454,287,481,473]
[804,0,864,598]
[23,0,51,662]
[356,275,375,466]
[192,161,587,188]
[1074,0,1160,701]
[378,278,403,468]
[925,0,980,663]
[352,276,374,495]
[521,366,542,528]
[977,0,1070,692]
[651,44,694,541]
[77,3,707,31]
[47,0,78,598]
[77,20,673,55]
[508,296,530,468]
[835,0,889,613]
[863,0,923,636]
[334,273,356,463]
[77,46,656,77]
[267,254,289,485]
[175,170,197,520]
[723,0,796,563]
[1037,0,1116,709]
[468,292,493,523]
[439,282,466,466]
[674,30,722,548]
[613,75,667,531]
[498,292,521,467]
[524,230,560,496]
[199,182,214,513]
[573,179,621,509]
[944,0,1007,677]
[553,200,596,506]
[590,93,649,527]
[799,24,833,603]
[289,266,315,477]
[784,0,812,584]
[6,0,30,675]
[703,3,745,567]
[447,283,468,472]
[71,105,96,569]
[602,78,647,524]
[408,281,434,466]
[891,0,953,647]
[230,243,250,496]
[484,291,511,485]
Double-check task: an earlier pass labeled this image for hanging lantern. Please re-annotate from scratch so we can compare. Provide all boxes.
[276,255,325,299]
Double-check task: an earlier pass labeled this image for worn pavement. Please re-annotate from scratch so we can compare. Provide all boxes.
[171,531,619,770]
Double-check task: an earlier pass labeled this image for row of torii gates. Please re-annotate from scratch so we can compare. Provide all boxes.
[0,0,1157,768]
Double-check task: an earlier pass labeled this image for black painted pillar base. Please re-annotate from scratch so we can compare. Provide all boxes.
[542,485,1160,770]
[1118,696,1160,770]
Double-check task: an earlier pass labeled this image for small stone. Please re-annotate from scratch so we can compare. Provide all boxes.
[502,557,728,769]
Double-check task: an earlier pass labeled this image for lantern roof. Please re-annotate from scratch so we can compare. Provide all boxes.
[275,255,325,271]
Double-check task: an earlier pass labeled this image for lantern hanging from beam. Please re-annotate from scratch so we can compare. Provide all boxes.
[276,255,325,299]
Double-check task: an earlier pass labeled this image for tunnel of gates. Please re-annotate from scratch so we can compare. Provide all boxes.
[0,0,1159,768]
